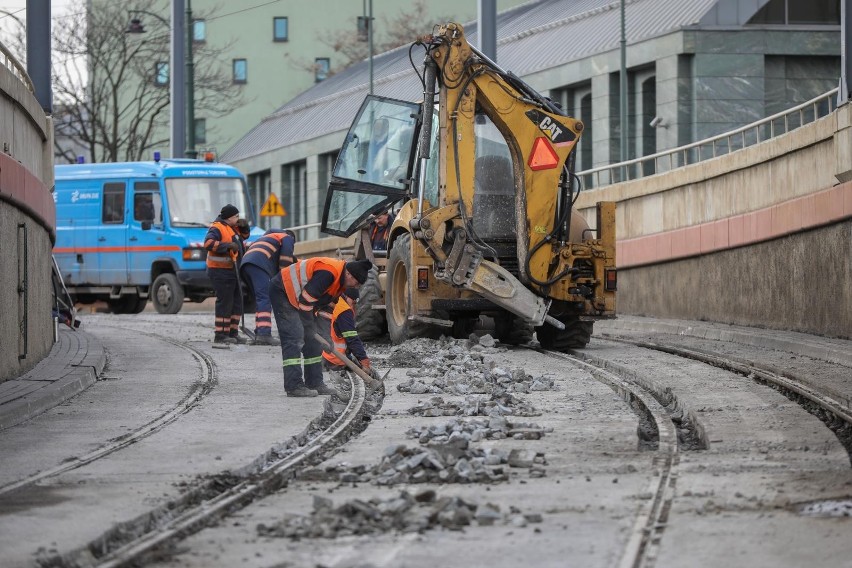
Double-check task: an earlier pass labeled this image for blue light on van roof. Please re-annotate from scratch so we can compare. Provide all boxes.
[154,151,161,163]
[76,156,85,164]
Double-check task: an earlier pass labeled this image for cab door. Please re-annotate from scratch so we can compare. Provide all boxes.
[321,95,420,236]
[96,182,128,285]
[127,181,166,285]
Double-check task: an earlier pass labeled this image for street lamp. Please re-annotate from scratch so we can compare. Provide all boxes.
[126,2,196,159]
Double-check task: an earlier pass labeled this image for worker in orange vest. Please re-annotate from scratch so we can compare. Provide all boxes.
[204,204,245,345]
[317,288,378,380]
[270,257,372,397]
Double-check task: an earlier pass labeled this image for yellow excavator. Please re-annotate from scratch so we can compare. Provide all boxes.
[321,23,616,351]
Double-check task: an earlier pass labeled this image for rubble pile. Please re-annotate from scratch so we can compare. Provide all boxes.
[406,392,542,417]
[330,437,514,485]
[398,335,556,396]
[407,416,552,443]
[256,490,544,539]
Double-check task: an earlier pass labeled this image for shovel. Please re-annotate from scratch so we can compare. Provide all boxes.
[313,333,383,389]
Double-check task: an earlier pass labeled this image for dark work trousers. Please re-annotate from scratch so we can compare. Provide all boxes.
[270,278,324,391]
[208,267,243,337]
[242,264,273,337]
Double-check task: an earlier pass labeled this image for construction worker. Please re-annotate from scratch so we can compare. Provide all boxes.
[318,288,380,380]
[270,257,372,397]
[239,228,297,346]
[204,204,245,345]
[368,210,391,251]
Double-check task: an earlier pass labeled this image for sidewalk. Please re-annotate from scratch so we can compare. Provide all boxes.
[0,326,105,432]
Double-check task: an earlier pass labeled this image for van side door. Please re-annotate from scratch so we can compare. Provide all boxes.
[127,181,166,285]
[97,182,129,285]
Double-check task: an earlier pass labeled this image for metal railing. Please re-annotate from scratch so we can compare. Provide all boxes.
[578,88,840,189]
[0,41,34,93]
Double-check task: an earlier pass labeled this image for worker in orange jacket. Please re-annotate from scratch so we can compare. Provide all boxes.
[204,204,245,345]
[317,289,378,379]
[240,229,297,346]
[270,257,372,397]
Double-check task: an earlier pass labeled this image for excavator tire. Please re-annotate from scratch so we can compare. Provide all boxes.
[495,314,534,345]
[355,266,387,340]
[535,318,593,351]
[386,234,434,344]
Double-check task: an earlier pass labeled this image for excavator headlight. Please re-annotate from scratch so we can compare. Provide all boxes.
[528,137,560,171]
[605,269,617,291]
[417,267,429,290]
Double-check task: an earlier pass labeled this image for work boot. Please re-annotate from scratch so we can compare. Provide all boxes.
[228,333,247,345]
[214,334,236,345]
[286,386,318,397]
[251,334,280,346]
[313,383,346,399]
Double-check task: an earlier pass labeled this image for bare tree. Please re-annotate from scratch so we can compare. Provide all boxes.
[52,0,246,164]
[293,0,450,77]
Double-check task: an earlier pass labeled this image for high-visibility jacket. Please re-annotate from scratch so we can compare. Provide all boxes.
[370,222,390,251]
[242,230,296,275]
[281,257,346,311]
[204,220,238,269]
[321,297,369,367]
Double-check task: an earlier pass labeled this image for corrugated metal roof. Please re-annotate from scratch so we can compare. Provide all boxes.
[223,0,719,164]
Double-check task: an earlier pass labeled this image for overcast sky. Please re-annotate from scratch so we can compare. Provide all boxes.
[0,0,76,46]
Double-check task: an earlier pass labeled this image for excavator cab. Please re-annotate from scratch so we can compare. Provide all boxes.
[322,96,420,237]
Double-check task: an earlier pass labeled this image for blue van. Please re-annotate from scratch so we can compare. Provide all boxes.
[54,157,261,314]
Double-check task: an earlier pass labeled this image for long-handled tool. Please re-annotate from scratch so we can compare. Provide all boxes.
[314,333,383,389]
[233,262,256,341]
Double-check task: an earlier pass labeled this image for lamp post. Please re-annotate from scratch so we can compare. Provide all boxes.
[126,1,195,159]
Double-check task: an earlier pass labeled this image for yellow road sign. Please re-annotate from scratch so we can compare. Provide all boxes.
[260,193,287,217]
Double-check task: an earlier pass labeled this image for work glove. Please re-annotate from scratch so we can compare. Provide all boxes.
[225,242,240,252]
[359,359,371,372]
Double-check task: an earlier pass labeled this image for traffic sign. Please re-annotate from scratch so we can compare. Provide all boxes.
[260,193,286,217]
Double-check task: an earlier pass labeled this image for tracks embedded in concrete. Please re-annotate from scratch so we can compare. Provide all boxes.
[43,372,370,568]
[609,337,852,465]
[535,348,679,568]
[0,332,216,498]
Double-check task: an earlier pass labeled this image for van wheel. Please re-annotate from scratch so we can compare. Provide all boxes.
[152,274,184,314]
[130,296,148,314]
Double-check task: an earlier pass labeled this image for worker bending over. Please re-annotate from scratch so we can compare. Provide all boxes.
[318,289,380,380]
[270,257,372,397]
[204,204,245,345]
[240,228,297,345]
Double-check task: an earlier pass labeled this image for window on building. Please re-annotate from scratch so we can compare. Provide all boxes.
[195,118,207,145]
[193,19,206,42]
[273,17,288,41]
[248,170,272,230]
[154,61,169,86]
[749,0,840,25]
[102,183,126,224]
[315,58,330,82]
[233,59,247,84]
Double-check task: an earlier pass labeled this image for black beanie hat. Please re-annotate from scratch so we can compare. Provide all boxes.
[345,259,372,284]
[220,204,239,219]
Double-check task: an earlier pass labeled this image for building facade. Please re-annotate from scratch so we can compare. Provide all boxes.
[220,0,841,238]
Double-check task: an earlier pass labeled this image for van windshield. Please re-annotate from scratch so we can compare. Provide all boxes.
[165,177,249,227]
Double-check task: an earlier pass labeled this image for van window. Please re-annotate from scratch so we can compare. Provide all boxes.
[134,181,162,223]
[102,183,126,224]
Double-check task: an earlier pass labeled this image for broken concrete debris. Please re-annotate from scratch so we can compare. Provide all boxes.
[256,490,543,539]
[406,416,551,443]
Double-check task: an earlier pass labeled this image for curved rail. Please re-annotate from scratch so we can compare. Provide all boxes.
[89,372,369,567]
[578,88,840,189]
[537,348,679,568]
[0,330,216,497]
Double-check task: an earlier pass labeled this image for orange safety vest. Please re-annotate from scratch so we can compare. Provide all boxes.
[206,221,238,269]
[281,257,346,310]
[321,297,353,366]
